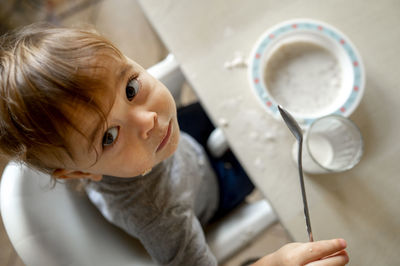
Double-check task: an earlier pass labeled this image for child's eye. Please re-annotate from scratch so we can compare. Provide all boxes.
[126,77,140,101]
[102,127,119,147]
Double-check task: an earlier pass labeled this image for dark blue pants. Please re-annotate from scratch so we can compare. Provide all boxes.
[177,102,254,220]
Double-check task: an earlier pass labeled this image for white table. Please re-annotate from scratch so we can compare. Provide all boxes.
[138,1,400,265]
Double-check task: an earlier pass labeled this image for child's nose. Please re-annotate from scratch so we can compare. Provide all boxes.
[134,110,157,139]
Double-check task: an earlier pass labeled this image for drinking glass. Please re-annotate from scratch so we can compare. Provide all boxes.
[293,115,363,174]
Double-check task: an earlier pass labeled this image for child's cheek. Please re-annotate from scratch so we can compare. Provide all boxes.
[169,120,180,155]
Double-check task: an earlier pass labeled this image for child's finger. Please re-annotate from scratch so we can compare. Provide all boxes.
[322,250,348,260]
[301,239,347,264]
[306,250,349,266]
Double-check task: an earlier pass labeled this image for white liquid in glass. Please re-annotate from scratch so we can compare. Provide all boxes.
[307,134,334,167]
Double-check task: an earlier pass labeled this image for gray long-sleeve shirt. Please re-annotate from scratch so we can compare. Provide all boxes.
[85,133,219,265]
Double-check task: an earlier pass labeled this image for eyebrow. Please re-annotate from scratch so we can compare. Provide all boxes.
[117,63,132,86]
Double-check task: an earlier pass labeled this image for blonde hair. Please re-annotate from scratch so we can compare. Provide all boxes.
[0,23,123,174]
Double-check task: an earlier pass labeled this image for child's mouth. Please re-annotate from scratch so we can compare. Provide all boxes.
[156,120,172,152]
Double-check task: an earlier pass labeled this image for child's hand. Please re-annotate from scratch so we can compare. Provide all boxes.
[252,239,349,266]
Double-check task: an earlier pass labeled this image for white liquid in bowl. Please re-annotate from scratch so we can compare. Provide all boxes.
[265,41,343,117]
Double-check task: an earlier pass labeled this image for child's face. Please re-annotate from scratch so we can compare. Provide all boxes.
[61,56,180,179]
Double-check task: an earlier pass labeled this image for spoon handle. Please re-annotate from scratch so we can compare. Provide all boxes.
[298,138,314,242]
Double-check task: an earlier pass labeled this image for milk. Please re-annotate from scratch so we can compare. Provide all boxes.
[292,134,334,173]
[265,41,342,118]
[307,134,334,167]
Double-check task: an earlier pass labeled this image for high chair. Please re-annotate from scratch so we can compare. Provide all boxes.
[0,55,278,266]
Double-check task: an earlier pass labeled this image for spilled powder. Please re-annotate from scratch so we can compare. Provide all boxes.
[224,51,248,70]
[253,157,265,171]
[217,98,283,155]
[218,118,229,128]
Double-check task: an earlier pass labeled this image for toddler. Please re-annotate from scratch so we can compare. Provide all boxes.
[0,23,349,265]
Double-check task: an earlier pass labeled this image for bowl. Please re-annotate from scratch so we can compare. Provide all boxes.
[248,19,365,127]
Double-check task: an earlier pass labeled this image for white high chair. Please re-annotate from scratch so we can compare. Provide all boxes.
[0,55,278,266]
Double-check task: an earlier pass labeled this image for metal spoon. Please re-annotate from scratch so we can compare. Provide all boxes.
[278,105,314,242]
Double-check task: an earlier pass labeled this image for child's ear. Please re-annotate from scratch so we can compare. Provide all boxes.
[52,169,102,181]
